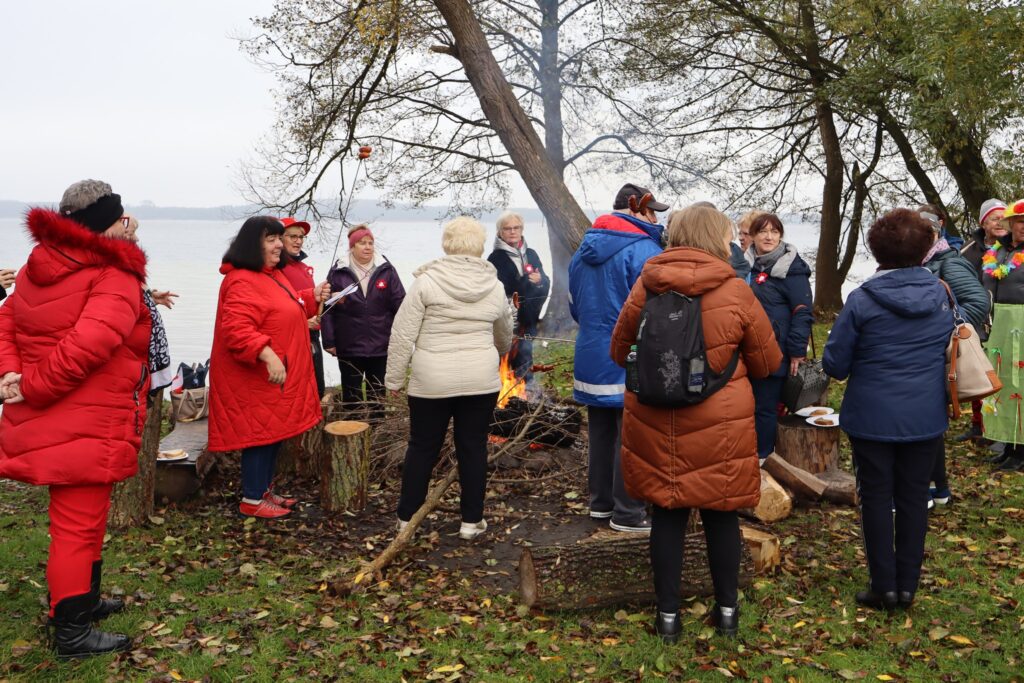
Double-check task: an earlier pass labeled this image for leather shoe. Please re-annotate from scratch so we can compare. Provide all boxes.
[655,611,681,644]
[714,604,740,637]
[897,591,914,609]
[987,451,1010,465]
[855,588,898,611]
[997,456,1024,472]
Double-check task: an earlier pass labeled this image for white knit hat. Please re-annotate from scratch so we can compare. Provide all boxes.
[979,198,1007,225]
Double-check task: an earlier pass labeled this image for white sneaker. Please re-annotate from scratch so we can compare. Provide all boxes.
[397,519,409,533]
[459,519,487,540]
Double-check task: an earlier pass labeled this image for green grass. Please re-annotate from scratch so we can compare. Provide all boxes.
[1,324,1023,681]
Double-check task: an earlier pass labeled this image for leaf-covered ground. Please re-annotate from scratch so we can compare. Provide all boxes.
[1,336,1023,682]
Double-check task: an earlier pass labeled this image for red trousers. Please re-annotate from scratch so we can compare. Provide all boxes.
[47,484,112,616]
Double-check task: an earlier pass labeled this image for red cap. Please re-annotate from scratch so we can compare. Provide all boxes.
[280,216,311,235]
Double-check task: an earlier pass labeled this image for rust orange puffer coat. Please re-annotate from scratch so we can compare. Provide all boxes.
[610,247,782,511]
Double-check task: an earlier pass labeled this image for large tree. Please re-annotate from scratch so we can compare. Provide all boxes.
[244,0,701,328]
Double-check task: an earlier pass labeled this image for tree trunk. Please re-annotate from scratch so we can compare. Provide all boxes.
[433,0,590,259]
[799,0,845,317]
[775,414,839,474]
[319,420,370,512]
[542,217,576,337]
[763,452,828,501]
[518,527,758,611]
[109,389,163,529]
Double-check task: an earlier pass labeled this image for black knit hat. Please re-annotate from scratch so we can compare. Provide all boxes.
[65,193,124,233]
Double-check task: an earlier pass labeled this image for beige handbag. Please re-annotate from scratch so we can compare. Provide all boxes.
[170,387,209,423]
[941,281,1001,418]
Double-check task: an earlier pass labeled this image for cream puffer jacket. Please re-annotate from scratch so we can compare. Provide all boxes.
[385,255,514,398]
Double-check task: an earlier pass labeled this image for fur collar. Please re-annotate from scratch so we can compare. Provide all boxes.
[26,208,147,281]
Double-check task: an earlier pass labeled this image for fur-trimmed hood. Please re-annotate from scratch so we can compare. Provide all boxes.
[24,208,147,286]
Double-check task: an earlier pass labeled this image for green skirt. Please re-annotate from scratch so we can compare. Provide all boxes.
[982,303,1024,444]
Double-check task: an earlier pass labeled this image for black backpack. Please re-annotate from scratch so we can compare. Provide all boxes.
[625,291,739,406]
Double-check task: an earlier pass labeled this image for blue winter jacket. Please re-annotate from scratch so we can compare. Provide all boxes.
[730,242,751,282]
[569,213,663,407]
[823,268,953,442]
[749,247,814,377]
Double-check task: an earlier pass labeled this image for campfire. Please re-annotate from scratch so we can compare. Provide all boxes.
[497,353,526,408]
[490,353,581,448]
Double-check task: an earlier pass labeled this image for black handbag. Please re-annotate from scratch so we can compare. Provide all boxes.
[781,335,829,413]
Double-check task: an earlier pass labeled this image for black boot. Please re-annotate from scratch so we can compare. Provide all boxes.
[52,593,131,659]
[855,588,899,611]
[714,604,739,637]
[997,455,1024,472]
[897,591,915,609]
[655,611,681,644]
[90,561,125,621]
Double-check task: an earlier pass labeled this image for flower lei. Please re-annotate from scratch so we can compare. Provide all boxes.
[982,242,1024,279]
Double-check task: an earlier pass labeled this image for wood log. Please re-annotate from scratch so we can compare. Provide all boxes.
[110,389,163,528]
[817,469,859,506]
[763,452,828,501]
[740,470,792,523]
[775,414,839,474]
[741,526,781,573]
[319,420,370,513]
[518,527,757,611]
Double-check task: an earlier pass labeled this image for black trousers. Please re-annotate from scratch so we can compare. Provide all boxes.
[850,435,939,595]
[650,505,740,613]
[338,356,387,410]
[311,331,325,398]
[396,393,498,524]
[930,439,948,491]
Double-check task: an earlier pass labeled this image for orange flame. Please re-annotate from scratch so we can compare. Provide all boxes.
[497,353,526,408]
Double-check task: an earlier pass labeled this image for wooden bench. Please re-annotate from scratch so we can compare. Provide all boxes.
[156,418,213,502]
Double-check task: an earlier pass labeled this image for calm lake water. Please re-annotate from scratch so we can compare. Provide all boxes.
[0,215,875,386]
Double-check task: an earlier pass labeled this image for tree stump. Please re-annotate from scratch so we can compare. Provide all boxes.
[518,526,760,611]
[817,468,859,506]
[775,414,839,473]
[741,470,792,523]
[319,420,370,512]
[109,388,163,528]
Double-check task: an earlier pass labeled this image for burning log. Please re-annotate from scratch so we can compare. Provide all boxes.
[491,396,581,447]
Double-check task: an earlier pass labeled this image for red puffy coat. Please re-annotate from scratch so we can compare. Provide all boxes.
[0,209,152,486]
[208,263,322,451]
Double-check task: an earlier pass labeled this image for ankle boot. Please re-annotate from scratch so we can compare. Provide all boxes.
[90,560,125,621]
[855,588,899,611]
[655,611,681,644]
[52,593,131,659]
[714,604,739,637]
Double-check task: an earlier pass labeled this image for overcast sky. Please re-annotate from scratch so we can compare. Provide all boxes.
[0,1,284,207]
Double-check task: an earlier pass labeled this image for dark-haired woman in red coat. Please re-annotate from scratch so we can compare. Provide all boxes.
[208,216,330,519]
[0,181,152,658]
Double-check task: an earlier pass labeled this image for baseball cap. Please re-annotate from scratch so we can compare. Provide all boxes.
[613,183,670,212]
[280,217,311,235]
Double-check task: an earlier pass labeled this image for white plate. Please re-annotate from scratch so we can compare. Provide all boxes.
[795,406,834,417]
[806,414,840,428]
[157,450,189,462]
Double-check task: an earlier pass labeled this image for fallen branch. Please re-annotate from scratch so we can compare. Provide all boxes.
[332,400,545,595]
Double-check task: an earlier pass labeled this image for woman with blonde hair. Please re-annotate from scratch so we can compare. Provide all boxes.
[611,205,781,641]
[386,217,514,540]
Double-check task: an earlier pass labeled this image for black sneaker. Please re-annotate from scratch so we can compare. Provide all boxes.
[609,517,652,534]
[953,425,982,442]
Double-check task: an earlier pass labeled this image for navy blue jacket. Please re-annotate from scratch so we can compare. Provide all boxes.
[749,251,814,377]
[568,213,663,407]
[924,248,989,330]
[823,268,953,442]
[322,259,405,357]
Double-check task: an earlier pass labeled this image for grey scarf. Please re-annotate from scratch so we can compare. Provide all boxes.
[493,235,528,277]
[749,242,799,279]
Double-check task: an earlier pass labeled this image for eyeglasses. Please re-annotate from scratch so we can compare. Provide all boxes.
[757,228,782,236]
[119,216,131,229]
[284,233,306,240]
[501,225,524,232]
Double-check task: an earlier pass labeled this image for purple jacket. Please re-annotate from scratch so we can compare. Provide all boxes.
[322,259,405,358]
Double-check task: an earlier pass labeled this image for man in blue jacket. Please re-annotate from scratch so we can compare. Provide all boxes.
[569,183,667,533]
